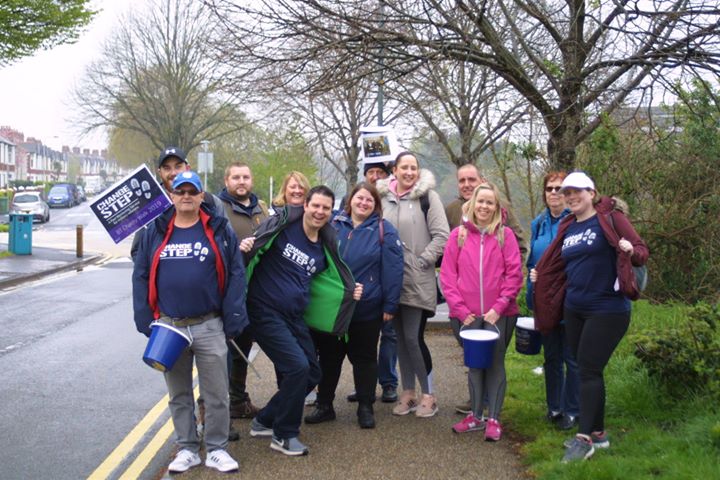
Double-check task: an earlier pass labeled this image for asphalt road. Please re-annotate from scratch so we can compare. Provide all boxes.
[0,260,168,479]
[14,196,135,258]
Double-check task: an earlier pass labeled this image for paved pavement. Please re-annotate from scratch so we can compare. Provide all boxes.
[0,242,105,289]
[172,331,529,480]
[0,235,529,479]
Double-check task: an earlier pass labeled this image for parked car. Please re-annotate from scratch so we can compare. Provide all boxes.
[76,185,87,202]
[47,184,76,208]
[10,191,50,223]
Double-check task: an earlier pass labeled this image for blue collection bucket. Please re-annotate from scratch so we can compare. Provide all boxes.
[143,323,191,372]
[460,329,499,369]
[515,317,542,355]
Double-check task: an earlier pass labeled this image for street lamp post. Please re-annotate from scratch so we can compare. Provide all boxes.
[199,140,211,188]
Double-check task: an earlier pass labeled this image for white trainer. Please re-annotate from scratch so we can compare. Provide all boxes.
[168,449,201,473]
[205,449,239,472]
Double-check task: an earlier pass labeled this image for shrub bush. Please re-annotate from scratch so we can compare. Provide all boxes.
[577,80,720,304]
[632,302,720,399]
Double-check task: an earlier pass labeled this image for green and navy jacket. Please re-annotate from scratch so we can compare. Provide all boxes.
[244,205,357,336]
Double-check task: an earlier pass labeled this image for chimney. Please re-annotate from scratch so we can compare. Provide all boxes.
[0,127,24,143]
[100,149,107,158]
[62,146,70,153]
[72,147,81,154]
[91,149,99,157]
[83,148,90,155]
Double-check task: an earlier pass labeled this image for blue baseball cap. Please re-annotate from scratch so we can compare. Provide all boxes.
[172,171,203,192]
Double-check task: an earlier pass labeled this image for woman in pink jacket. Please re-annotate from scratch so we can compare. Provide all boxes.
[440,182,523,441]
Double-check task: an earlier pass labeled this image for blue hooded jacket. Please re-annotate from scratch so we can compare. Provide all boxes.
[331,212,404,322]
[132,203,249,338]
[525,206,570,310]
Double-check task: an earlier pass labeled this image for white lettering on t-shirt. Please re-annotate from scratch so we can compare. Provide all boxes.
[160,241,209,262]
[562,228,597,250]
[282,242,318,275]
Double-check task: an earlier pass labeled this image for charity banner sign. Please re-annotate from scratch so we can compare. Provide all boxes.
[360,125,401,165]
[90,164,172,243]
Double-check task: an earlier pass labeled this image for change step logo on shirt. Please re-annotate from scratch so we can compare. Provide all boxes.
[161,241,209,262]
[562,228,597,250]
[282,242,318,276]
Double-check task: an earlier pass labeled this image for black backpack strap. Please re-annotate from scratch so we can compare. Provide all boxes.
[419,193,430,220]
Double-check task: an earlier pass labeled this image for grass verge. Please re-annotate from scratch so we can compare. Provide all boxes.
[504,301,720,478]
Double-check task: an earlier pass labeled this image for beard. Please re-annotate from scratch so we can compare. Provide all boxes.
[233,190,251,203]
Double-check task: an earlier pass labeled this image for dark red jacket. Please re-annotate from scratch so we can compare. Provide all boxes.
[532,196,649,334]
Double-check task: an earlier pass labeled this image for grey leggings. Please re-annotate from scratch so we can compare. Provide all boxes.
[467,316,517,420]
[393,305,433,394]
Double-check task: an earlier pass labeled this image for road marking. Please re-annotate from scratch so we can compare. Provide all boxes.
[119,384,201,479]
[88,371,199,479]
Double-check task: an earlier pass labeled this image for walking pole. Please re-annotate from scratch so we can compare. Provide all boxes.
[229,339,262,379]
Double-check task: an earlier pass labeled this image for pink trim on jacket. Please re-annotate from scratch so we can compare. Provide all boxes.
[440,221,523,321]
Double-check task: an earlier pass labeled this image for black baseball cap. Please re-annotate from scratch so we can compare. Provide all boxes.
[157,146,188,168]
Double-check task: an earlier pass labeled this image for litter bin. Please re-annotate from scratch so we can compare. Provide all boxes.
[9,213,32,255]
[0,196,8,214]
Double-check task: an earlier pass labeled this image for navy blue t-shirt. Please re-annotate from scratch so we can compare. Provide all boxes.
[248,220,326,317]
[561,215,630,313]
[156,222,221,318]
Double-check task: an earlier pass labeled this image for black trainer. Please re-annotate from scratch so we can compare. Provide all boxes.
[346,392,358,402]
[546,411,562,423]
[228,422,240,442]
[357,403,375,429]
[557,414,578,431]
[381,385,398,403]
[304,404,336,424]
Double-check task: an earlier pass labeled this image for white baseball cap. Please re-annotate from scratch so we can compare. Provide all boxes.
[560,171,595,192]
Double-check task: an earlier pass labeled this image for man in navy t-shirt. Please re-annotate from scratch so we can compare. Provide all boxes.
[241,186,362,457]
[132,171,247,474]
[247,219,327,318]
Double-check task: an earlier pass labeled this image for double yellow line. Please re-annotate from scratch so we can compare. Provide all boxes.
[87,381,199,479]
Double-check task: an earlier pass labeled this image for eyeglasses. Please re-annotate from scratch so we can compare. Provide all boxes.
[172,189,201,196]
[545,186,562,193]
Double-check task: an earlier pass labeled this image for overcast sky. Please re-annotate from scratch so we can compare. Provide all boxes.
[0,1,140,151]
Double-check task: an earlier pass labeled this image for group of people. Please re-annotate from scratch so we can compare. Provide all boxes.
[131,145,648,473]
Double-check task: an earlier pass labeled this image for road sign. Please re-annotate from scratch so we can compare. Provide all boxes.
[197,152,214,174]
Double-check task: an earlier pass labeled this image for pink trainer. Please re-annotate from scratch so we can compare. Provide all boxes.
[452,413,486,433]
[485,418,502,441]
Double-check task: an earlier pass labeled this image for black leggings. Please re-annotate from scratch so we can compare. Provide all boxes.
[564,307,630,435]
[312,318,383,405]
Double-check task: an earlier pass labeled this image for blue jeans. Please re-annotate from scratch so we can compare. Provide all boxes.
[377,319,398,388]
[248,303,321,439]
[542,324,580,417]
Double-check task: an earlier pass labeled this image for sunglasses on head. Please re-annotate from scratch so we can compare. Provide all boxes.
[545,186,562,193]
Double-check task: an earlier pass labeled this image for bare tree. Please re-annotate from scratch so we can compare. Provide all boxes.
[73,0,245,154]
[206,0,720,171]
[390,58,528,167]
[207,11,408,192]
[271,74,393,193]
